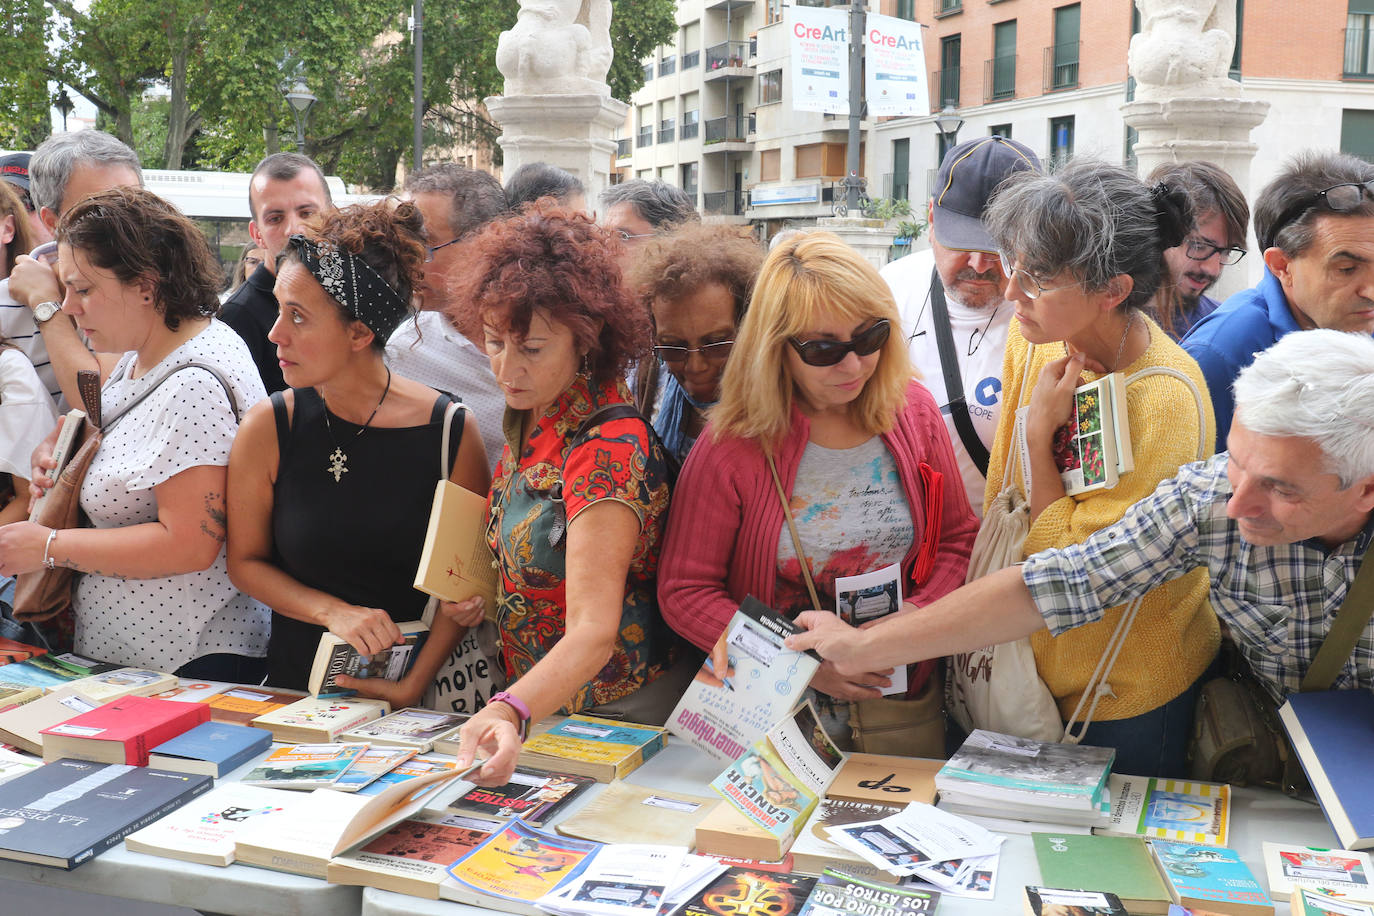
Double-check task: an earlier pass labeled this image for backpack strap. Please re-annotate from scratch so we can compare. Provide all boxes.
[103,362,238,433]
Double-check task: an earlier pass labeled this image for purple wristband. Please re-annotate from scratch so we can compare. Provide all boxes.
[490,691,530,740]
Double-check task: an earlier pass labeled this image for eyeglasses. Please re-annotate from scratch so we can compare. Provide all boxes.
[654,340,735,365]
[1270,180,1374,245]
[787,319,891,367]
[616,228,656,242]
[424,237,462,262]
[1183,237,1246,266]
[998,253,1083,300]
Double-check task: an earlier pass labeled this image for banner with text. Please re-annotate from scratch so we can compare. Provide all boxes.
[865,12,930,118]
[787,6,850,114]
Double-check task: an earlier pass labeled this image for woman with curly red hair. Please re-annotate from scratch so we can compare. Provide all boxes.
[445,202,680,785]
[226,200,490,701]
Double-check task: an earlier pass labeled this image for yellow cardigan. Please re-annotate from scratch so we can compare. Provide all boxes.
[984,316,1219,722]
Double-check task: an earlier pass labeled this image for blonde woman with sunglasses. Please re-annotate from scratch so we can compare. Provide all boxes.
[656,233,978,752]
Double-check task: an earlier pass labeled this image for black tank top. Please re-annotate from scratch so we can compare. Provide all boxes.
[265,387,463,690]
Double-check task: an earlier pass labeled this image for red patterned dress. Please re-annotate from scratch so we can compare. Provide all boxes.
[485,374,674,712]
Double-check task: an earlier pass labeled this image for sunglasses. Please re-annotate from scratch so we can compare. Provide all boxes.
[654,340,735,365]
[788,319,891,367]
[1270,179,1374,245]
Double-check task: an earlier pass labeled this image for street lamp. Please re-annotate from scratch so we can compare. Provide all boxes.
[54,88,74,132]
[933,105,964,148]
[283,78,318,151]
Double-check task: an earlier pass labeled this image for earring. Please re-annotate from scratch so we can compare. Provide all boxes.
[579,353,591,377]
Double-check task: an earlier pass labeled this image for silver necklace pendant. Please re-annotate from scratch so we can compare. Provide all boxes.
[326,446,349,483]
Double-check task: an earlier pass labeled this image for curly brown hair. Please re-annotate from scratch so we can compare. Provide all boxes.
[447,201,650,386]
[279,198,426,350]
[58,187,220,331]
[0,181,35,278]
[626,222,763,322]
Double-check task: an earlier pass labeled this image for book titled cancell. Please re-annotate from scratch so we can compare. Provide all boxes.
[40,695,210,766]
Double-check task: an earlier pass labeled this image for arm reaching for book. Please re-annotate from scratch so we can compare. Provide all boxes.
[785,566,1047,675]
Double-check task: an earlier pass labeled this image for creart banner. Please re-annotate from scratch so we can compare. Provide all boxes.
[865,12,931,118]
[787,6,850,114]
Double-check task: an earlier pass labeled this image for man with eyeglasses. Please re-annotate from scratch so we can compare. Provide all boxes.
[221,152,335,394]
[385,164,511,471]
[598,179,698,266]
[1183,151,1374,451]
[1148,161,1250,341]
[881,136,1041,517]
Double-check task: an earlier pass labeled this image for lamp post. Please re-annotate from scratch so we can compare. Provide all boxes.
[283,78,317,152]
[54,88,74,132]
[933,105,964,160]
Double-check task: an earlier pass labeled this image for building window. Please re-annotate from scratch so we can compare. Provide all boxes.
[891,137,910,201]
[659,53,676,77]
[659,165,673,182]
[937,35,961,108]
[795,142,858,179]
[767,0,783,24]
[760,149,781,182]
[637,105,653,148]
[659,116,676,144]
[760,69,783,104]
[1231,0,1244,80]
[896,0,915,20]
[682,22,700,69]
[1048,4,1080,91]
[642,61,654,82]
[936,0,961,15]
[1348,11,1374,77]
[682,162,699,197]
[1050,115,1075,166]
[683,104,700,140]
[990,20,1016,100]
[990,123,1012,138]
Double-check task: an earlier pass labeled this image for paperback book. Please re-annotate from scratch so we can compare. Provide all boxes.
[249,695,389,743]
[1149,839,1273,915]
[124,781,294,866]
[0,637,46,665]
[800,868,940,916]
[146,720,273,777]
[200,684,306,725]
[307,621,430,698]
[1097,775,1230,846]
[826,753,940,807]
[516,714,667,783]
[326,810,501,899]
[555,782,718,846]
[1024,886,1128,915]
[675,867,816,916]
[1296,889,1374,916]
[667,597,823,765]
[442,819,602,915]
[358,753,458,796]
[825,801,1002,879]
[414,479,500,609]
[448,765,595,826]
[0,684,46,713]
[341,707,468,752]
[64,667,177,700]
[150,679,234,703]
[790,798,907,884]
[0,688,101,754]
[936,729,1114,818]
[538,842,686,916]
[0,746,42,784]
[1262,842,1374,903]
[833,563,906,695]
[1032,833,1172,915]
[240,742,370,789]
[40,694,210,765]
[1018,372,1132,497]
[1280,690,1374,851]
[331,746,418,792]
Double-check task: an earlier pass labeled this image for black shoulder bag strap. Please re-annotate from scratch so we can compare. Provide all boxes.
[1300,548,1374,691]
[927,267,990,476]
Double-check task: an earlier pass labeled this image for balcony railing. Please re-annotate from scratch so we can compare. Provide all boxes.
[658,125,676,144]
[704,116,751,143]
[1044,42,1080,92]
[984,54,1015,101]
[659,56,676,77]
[1345,26,1374,77]
[682,119,700,140]
[683,49,700,69]
[882,172,910,202]
[933,66,960,109]
[637,128,653,149]
[703,190,745,216]
[706,40,750,71]
[642,63,654,82]
[933,0,961,15]
[616,138,632,159]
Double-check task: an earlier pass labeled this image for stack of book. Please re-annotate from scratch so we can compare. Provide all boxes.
[935,729,1115,828]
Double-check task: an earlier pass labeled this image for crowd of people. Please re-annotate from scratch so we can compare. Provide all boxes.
[0,128,1372,788]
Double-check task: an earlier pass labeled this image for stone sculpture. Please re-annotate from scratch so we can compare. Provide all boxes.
[496,0,614,96]
[1128,0,1239,98]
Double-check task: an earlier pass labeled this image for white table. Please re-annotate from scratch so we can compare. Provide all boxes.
[361,739,1340,916]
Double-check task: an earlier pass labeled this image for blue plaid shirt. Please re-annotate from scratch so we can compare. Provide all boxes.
[1022,454,1374,703]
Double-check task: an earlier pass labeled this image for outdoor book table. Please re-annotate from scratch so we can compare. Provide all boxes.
[361,736,1341,916]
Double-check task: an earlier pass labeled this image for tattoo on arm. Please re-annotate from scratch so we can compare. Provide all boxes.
[202,491,227,544]
[64,560,125,580]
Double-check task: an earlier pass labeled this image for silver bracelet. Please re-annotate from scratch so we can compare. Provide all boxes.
[42,528,58,570]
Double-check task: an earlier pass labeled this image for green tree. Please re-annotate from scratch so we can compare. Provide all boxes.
[0,0,57,149]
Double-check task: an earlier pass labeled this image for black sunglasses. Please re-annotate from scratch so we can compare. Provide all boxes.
[1269,180,1374,247]
[788,319,891,367]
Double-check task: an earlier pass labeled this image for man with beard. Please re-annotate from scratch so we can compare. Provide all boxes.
[881,136,1040,515]
[1183,151,1374,450]
[1148,161,1249,341]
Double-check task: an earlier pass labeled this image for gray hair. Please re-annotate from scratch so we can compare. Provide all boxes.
[249,152,332,220]
[986,158,1191,311]
[30,130,143,215]
[599,179,698,231]
[1254,150,1374,254]
[1233,329,1374,487]
[504,162,583,211]
[404,164,508,239]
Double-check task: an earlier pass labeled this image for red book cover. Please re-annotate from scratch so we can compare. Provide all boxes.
[0,637,47,665]
[40,696,211,766]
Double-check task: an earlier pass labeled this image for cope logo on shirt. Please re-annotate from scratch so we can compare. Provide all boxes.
[974,377,1002,407]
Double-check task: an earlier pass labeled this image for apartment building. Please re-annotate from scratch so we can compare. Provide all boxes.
[620,0,1374,247]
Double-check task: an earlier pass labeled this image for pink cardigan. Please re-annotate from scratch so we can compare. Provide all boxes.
[658,380,978,689]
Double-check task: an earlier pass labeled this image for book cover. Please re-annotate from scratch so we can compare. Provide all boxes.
[0,688,102,754]
[124,781,293,866]
[789,798,906,884]
[240,742,370,789]
[307,621,430,698]
[1044,375,1123,495]
[555,782,718,846]
[1262,842,1374,903]
[0,758,212,869]
[0,655,87,689]
[331,746,418,793]
[1025,886,1128,915]
[834,564,906,696]
[1149,839,1273,915]
[0,637,46,665]
[414,478,500,609]
[327,810,499,899]
[667,597,823,765]
[800,868,939,916]
[47,652,120,677]
[0,747,42,785]
[340,707,468,752]
[1295,889,1374,916]
[150,679,234,703]
[40,694,210,766]
[938,729,1114,809]
[517,714,667,782]
[202,684,306,725]
[0,684,46,713]
[146,720,273,777]
[358,753,458,796]
[1098,775,1230,846]
[1280,691,1374,851]
[443,819,601,914]
[449,765,595,826]
[1032,833,1172,915]
[64,668,179,701]
[826,753,940,807]
[677,867,815,916]
[249,695,389,743]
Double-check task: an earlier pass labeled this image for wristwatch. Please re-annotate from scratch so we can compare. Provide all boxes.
[489,691,531,740]
[32,300,62,323]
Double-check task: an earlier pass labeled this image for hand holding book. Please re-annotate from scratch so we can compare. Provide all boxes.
[319,601,406,657]
[438,595,487,629]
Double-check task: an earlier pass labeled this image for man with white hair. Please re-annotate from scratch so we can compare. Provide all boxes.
[789,329,1374,706]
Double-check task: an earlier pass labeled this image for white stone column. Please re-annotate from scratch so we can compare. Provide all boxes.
[485,93,628,207]
[816,216,900,271]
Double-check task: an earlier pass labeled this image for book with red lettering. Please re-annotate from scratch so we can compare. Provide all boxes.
[448,765,595,826]
[40,695,211,766]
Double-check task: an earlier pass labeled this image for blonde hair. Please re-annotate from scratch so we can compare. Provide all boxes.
[711,232,912,449]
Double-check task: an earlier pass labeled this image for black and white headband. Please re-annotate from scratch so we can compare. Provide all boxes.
[287,233,410,341]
